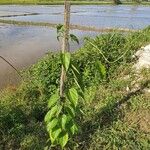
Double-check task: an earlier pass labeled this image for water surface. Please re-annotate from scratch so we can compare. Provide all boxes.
[1,5,150,29]
[0,24,98,88]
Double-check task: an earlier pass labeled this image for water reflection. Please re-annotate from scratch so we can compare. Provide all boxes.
[0,5,150,29]
[0,24,99,88]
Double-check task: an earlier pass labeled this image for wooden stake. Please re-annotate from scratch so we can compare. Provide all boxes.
[62,0,70,52]
[60,0,70,99]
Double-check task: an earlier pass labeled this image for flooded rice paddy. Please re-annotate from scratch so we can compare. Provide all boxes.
[1,5,150,28]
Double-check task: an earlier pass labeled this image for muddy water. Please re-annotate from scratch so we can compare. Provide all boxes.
[0,23,99,88]
[0,5,150,88]
[0,25,56,88]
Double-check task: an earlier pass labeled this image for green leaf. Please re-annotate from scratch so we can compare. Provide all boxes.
[66,105,75,118]
[47,118,58,132]
[59,132,69,148]
[48,93,59,109]
[71,64,80,75]
[95,61,106,79]
[56,24,63,34]
[61,114,68,130]
[70,34,79,44]
[44,105,58,123]
[44,111,51,123]
[70,124,78,135]
[50,127,62,144]
[56,105,63,117]
[67,88,78,107]
[61,52,71,72]
[66,119,78,135]
[56,24,64,41]
[73,77,80,88]
[71,66,84,93]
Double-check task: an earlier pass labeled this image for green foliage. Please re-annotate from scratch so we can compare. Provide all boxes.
[44,25,82,148]
[77,67,150,150]
[61,52,71,72]
[56,24,80,44]
[0,27,150,149]
[20,134,43,150]
[70,34,80,44]
[95,61,106,79]
[1,0,150,5]
[56,24,64,41]
[0,89,47,150]
[67,88,78,108]
[44,51,83,148]
[113,0,122,5]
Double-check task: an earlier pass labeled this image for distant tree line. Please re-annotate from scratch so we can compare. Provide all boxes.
[112,0,150,4]
[113,0,122,4]
[96,0,150,4]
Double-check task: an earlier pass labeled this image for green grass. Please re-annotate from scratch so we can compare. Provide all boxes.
[0,0,112,5]
[0,0,150,5]
[0,26,150,149]
[79,67,150,149]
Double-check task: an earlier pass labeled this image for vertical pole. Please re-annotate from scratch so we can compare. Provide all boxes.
[62,0,70,52]
[60,0,70,99]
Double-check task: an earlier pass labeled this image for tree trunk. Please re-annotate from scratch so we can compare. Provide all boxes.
[60,0,70,99]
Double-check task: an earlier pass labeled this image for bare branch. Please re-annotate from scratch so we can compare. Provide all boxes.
[0,56,22,78]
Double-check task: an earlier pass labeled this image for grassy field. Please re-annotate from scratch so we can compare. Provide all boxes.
[0,0,112,5]
[0,0,150,5]
[0,26,150,149]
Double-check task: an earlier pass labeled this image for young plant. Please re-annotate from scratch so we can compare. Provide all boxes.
[44,2,82,148]
[45,1,106,149]
[44,51,83,149]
